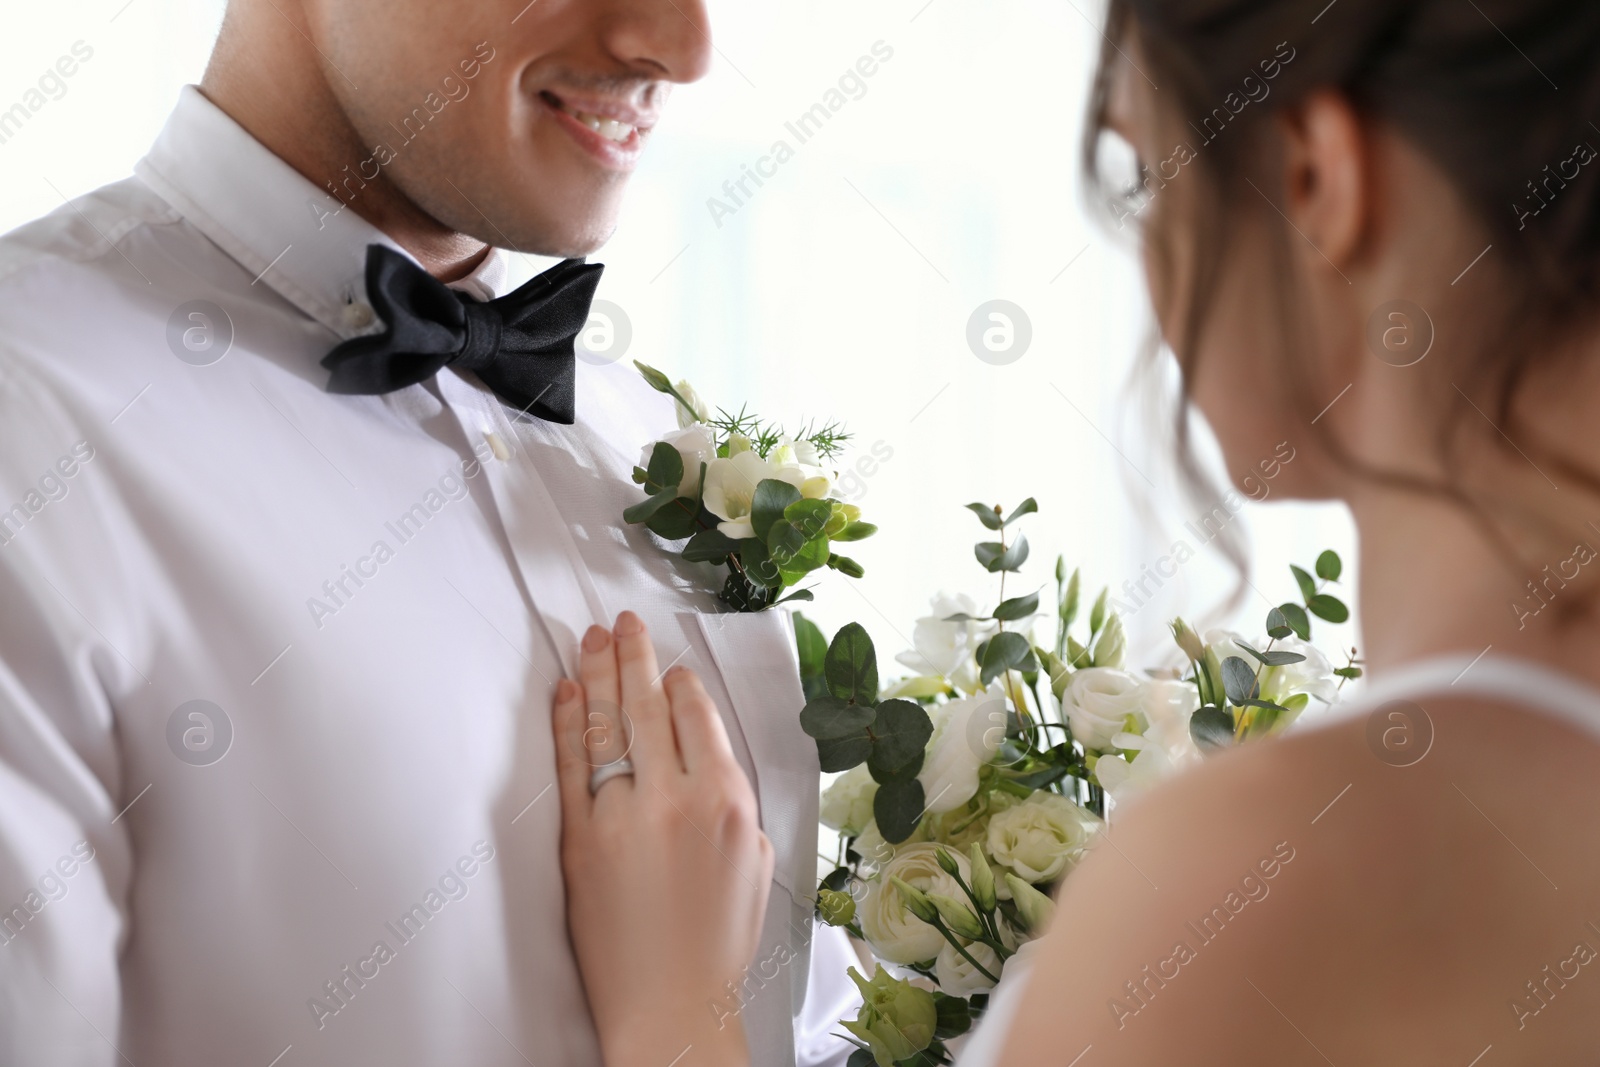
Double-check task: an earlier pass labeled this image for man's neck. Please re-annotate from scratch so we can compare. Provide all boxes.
[198,1,488,281]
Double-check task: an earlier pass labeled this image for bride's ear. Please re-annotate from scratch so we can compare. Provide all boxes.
[1276,90,1370,271]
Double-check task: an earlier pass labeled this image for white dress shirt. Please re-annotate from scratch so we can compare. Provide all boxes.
[0,85,858,1066]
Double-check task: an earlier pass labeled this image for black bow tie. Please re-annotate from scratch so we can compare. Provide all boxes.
[322,244,604,424]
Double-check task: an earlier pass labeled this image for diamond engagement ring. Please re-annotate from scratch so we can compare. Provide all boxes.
[588,758,635,794]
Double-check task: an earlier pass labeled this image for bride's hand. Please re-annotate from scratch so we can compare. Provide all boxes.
[553,612,772,1067]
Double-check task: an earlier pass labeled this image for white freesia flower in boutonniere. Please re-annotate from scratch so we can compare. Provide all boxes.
[640,423,715,496]
[918,683,1007,814]
[770,436,833,500]
[860,844,972,964]
[673,379,710,428]
[986,790,1100,884]
[701,451,805,540]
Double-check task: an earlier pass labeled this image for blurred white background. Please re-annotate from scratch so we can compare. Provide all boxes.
[0,0,1359,669]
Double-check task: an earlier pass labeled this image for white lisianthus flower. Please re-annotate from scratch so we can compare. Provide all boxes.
[820,764,878,837]
[1136,679,1202,759]
[702,451,797,540]
[641,423,715,496]
[860,844,972,965]
[1060,667,1147,752]
[1093,745,1178,802]
[986,791,1101,883]
[918,684,1007,814]
[934,940,1002,997]
[895,593,995,692]
[1203,629,1339,709]
[673,379,710,428]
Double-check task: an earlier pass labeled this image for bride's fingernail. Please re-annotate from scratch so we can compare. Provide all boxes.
[555,678,578,702]
[582,625,610,652]
[614,611,644,636]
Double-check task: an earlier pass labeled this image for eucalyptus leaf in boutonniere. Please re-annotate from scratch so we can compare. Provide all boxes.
[626,361,877,612]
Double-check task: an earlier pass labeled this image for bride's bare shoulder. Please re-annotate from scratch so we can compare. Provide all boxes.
[995,698,1600,1063]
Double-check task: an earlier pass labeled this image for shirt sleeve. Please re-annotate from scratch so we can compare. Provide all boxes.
[0,355,136,1065]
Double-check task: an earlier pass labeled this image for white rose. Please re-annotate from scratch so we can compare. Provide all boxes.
[673,379,710,428]
[701,451,803,540]
[820,764,878,837]
[1060,667,1147,752]
[935,940,1001,997]
[860,844,971,965]
[918,684,1007,814]
[895,593,995,688]
[641,423,715,497]
[986,791,1100,884]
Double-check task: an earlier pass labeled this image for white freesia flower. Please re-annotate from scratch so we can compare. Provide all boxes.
[860,844,971,965]
[769,436,833,500]
[918,684,1007,814]
[701,451,803,540]
[1060,668,1147,752]
[1204,629,1339,709]
[935,940,1002,997]
[986,791,1100,883]
[673,379,710,428]
[641,423,715,496]
[895,593,994,692]
[820,764,878,837]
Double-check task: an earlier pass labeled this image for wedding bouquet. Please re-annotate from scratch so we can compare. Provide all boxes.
[624,362,877,612]
[795,500,1360,1066]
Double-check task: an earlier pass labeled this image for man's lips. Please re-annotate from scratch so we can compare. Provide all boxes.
[538,90,655,146]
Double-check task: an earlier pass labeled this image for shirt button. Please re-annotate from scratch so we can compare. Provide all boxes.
[484,431,511,461]
[342,301,375,330]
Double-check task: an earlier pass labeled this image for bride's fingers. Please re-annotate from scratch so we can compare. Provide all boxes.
[663,666,735,774]
[551,678,594,827]
[577,625,633,771]
[610,612,678,774]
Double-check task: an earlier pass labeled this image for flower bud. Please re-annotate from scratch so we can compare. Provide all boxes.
[888,876,939,925]
[934,848,960,878]
[727,433,752,456]
[1005,874,1057,934]
[968,843,997,912]
[1091,613,1126,669]
[843,967,938,1067]
[817,888,856,927]
[927,892,985,940]
[1170,617,1206,662]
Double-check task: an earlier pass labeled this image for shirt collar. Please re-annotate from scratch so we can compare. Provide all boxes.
[134,85,537,339]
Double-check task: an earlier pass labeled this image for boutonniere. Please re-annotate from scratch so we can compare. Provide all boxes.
[624,361,877,612]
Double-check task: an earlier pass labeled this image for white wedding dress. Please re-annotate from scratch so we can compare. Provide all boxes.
[955,653,1600,1065]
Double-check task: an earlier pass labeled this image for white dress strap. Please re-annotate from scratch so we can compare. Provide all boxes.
[1320,653,1600,746]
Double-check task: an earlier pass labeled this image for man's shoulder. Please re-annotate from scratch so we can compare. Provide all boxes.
[0,175,181,295]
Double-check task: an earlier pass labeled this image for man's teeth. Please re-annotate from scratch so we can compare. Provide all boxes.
[557,102,636,143]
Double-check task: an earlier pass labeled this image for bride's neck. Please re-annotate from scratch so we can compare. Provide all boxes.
[1351,483,1600,686]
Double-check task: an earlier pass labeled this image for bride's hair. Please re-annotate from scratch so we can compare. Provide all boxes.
[1087,0,1600,598]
